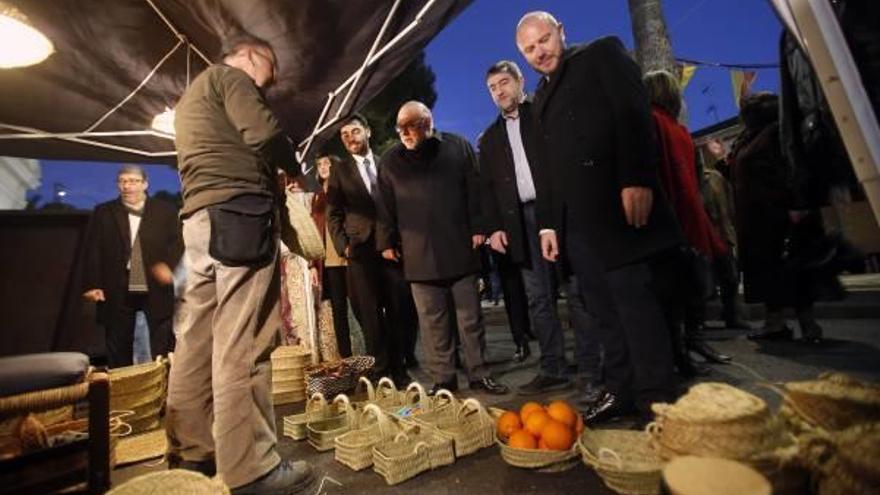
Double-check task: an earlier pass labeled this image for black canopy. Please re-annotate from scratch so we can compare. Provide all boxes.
[0,0,471,164]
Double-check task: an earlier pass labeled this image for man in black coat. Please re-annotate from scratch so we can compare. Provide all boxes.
[516,12,682,424]
[326,114,417,386]
[376,101,508,396]
[479,60,602,401]
[82,164,182,368]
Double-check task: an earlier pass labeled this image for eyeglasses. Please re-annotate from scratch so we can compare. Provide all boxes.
[395,120,425,134]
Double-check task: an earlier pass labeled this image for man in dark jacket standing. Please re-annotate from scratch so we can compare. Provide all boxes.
[82,164,181,368]
[516,12,681,424]
[377,101,508,396]
[478,60,602,401]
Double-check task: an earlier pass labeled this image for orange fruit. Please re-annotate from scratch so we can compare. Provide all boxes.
[524,410,551,438]
[508,429,537,450]
[519,402,544,424]
[541,419,575,451]
[496,411,522,441]
[538,438,551,450]
[546,400,578,429]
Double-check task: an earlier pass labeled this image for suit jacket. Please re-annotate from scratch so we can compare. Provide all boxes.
[376,132,485,282]
[477,101,542,266]
[326,154,380,259]
[81,197,182,322]
[532,36,681,269]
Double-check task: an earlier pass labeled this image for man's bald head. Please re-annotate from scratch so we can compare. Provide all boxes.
[396,101,433,150]
[516,11,566,76]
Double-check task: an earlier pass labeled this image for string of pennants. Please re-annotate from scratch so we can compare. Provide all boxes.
[675,57,780,108]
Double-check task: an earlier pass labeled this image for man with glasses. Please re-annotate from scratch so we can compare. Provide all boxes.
[376,101,509,396]
[82,164,181,368]
[325,114,417,386]
[167,34,316,494]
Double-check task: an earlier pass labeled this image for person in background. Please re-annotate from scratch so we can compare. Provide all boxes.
[309,154,352,357]
[81,164,181,368]
[643,70,732,377]
[377,101,509,396]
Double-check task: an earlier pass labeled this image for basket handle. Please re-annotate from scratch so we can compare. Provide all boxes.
[405,382,431,409]
[393,431,410,443]
[356,376,376,401]
[644,421,662,437]
[457,398,488,425]
[375,377,398,399]
[305,392,327,413]
[412,441,429,454]
[598,447,623,469]
[430,388,458,411]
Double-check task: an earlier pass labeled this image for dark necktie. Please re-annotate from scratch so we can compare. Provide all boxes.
[364,158,384,209]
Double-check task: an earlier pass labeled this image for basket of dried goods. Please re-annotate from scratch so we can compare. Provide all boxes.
[372,423,454,485]
[306,394,358,451]
[579,428,663,495]
[648,382,791,461]
[491,400,582,472]
[782,373,880,433]
[334,403,400,471]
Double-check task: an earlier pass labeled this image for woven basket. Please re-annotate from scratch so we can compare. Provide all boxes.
[109,358,168,435]
[306,394,357,451]
[579,428,662,495]
[489,407,579,472]
[648,382,790,461]
[334,403,399,471]
[401,385,454,421]
[372,424,454,485]
[783,373,880,432]
[415,398,494,458]
[271,346,310,405]
[801,422,880,495]
[662,456,772,495]
[282,393,336,441]
[107,469,230,494]
[305,356,375,398]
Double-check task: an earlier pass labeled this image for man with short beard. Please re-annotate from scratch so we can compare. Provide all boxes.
[478,60,603,402]
[376,101,508,396]
[82,164,181,368]
[325,114,418,386]
[516,12,682,425]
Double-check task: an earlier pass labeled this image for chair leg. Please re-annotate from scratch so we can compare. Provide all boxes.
[87,372,110,494]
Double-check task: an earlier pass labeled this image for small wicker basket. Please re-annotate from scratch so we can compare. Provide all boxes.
[282,393,335,441]
[306,394,357,451]
[489,407,579,472]
[109,357,168,435]
[414,398,494,458]
[579,428,662,495]
[270,346,310,405]
[334,403,399,471]
[372,424,454,485]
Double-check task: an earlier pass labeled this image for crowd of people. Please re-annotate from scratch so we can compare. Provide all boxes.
[78,9,862,494]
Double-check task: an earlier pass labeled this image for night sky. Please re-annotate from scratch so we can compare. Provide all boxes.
[28,0,783,210]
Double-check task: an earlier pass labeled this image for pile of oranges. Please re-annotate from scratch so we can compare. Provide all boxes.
[496,400,583,451]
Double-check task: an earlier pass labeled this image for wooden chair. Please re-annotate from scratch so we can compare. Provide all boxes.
[0,352,110,494]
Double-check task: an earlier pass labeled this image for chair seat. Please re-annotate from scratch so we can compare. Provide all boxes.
[0,352,90,398]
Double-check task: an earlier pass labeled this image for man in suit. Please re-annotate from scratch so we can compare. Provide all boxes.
[82,164,181,368]
[516,12,681,424]
[479,60,603,401]
[376,101,508,396]
[326,114,417,386]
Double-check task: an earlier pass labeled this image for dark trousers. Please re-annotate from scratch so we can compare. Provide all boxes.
[322,266,352,358]
[493,250,531,347]
[103,292,173,368]
[564,231,675,413]
[409,274,489,383]
[714,252,741,321]
[521,202,602,378]
[346,251,416,374]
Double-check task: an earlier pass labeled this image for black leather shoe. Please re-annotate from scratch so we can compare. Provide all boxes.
[469,377,509,395]
[687,338,732,364]
[517,374,571,396]
[747,325,794,341]
[512,343,531,363]
[582,391,636,426]
[724,318,753,330]
[428,379,458,395]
